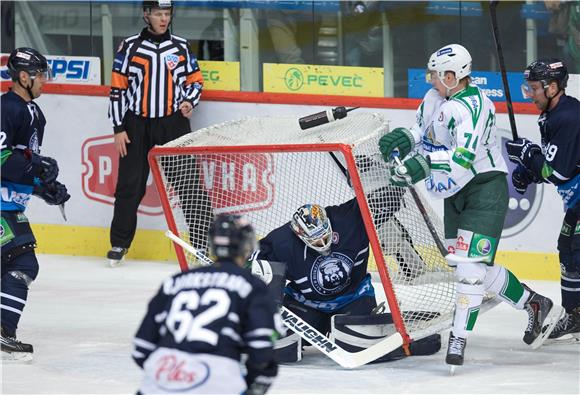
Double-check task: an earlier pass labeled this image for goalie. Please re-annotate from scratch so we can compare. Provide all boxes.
[250,198,440,363]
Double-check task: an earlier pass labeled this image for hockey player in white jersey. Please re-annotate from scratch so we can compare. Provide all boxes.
[379,44,561,370]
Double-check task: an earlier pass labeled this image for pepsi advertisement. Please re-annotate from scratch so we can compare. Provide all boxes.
[1,54,101,85]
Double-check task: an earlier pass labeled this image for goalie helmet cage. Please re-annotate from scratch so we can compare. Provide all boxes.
[148,112,456,349]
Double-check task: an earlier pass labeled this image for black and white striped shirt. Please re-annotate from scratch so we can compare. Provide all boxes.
[108,28,203,133]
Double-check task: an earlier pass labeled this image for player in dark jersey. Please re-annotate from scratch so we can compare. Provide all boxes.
[133,214,279,394]
[253,198,440,362]
[506,58,580,341]
[1,48,70,361]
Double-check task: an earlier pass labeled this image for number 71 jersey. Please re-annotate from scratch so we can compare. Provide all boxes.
[415,85,508,199]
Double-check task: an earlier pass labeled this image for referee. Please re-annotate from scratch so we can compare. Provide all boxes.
[107,0,209,266]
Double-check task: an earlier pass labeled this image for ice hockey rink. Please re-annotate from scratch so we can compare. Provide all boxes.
[2,255,578,394]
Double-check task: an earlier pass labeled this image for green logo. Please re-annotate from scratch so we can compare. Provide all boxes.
[468,233,497,263]
[284,68,304,91]
[1,217,15,247]
[201,70,220,82]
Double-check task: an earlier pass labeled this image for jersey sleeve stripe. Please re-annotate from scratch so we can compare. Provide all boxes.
[111,71,129,89]
[134,337,156,350]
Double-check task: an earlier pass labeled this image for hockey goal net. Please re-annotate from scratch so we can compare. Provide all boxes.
[149,112,455,346]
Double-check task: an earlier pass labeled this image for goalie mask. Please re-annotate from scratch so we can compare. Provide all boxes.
[208,214,257,262]
[427,44,472,90]
[291,204,333,255]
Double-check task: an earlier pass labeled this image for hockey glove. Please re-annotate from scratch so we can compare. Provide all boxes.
[512,165,538,195]
[25,150,59,184]
[505,138,542,168]
[379,127,415,162]
[390,154,430,187]
[33,180,70,206]
[245,360,278,395]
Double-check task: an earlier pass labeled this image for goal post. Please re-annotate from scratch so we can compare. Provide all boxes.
[148,112,456,351]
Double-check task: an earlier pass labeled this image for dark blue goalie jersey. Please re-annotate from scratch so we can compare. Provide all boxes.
[255,198,374,313]
[538,94,580,209]
[1,91,47,212]
[133,260,278,368]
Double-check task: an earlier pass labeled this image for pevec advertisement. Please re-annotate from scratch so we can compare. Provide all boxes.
[263,63,384,97]
[1,53,101,85]
[198,60,240,91]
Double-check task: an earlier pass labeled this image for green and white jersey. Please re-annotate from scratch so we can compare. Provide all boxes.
[415,84,507,199]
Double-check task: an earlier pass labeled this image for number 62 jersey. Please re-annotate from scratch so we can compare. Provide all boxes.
[132,260,279,394]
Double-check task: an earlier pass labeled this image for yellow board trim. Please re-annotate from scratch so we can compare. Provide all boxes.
[31,224,175,261]
[198,60,240,91]
[31,224,560,280]
[263,63,384,97]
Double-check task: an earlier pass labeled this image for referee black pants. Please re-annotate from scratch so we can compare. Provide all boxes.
[110,111,212,251]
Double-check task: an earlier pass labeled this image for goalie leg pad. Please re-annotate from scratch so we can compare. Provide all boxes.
[331,313,441,363]
[274,332,302,363]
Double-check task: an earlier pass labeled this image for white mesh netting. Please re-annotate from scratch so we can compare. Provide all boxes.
[150,112,456,339]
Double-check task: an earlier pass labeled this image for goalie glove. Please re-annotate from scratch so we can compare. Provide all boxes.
[33,180,70,206]
[251,259,274,284]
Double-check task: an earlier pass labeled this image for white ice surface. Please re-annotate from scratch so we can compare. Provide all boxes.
[2,255,579,394]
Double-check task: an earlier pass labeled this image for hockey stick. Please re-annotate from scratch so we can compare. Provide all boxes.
[165,230,404,369]
[489,0,518,139]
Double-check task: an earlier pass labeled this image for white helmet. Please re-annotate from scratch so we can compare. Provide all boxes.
[291,204,333,255]
[428,44,472,84]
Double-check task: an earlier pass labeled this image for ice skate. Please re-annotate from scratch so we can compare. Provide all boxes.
[522,284,564,349]
[543,307,580,344]
[445,332,466,374]
[107,247,128,267]
[1,328,33,362]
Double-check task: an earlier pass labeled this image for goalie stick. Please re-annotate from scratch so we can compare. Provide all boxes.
[164,230,404,369]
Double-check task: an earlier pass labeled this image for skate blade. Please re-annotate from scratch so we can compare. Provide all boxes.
[1,350,33,363]
[448,365,457,376]
[530,305,566,350]
[109,258,125,268]
[543,333,580,346]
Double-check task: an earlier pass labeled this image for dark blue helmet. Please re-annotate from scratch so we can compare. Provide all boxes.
[524,58,568,89]
[209,214,256,261]
[7,47,51,81]
[143,0,172,11]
